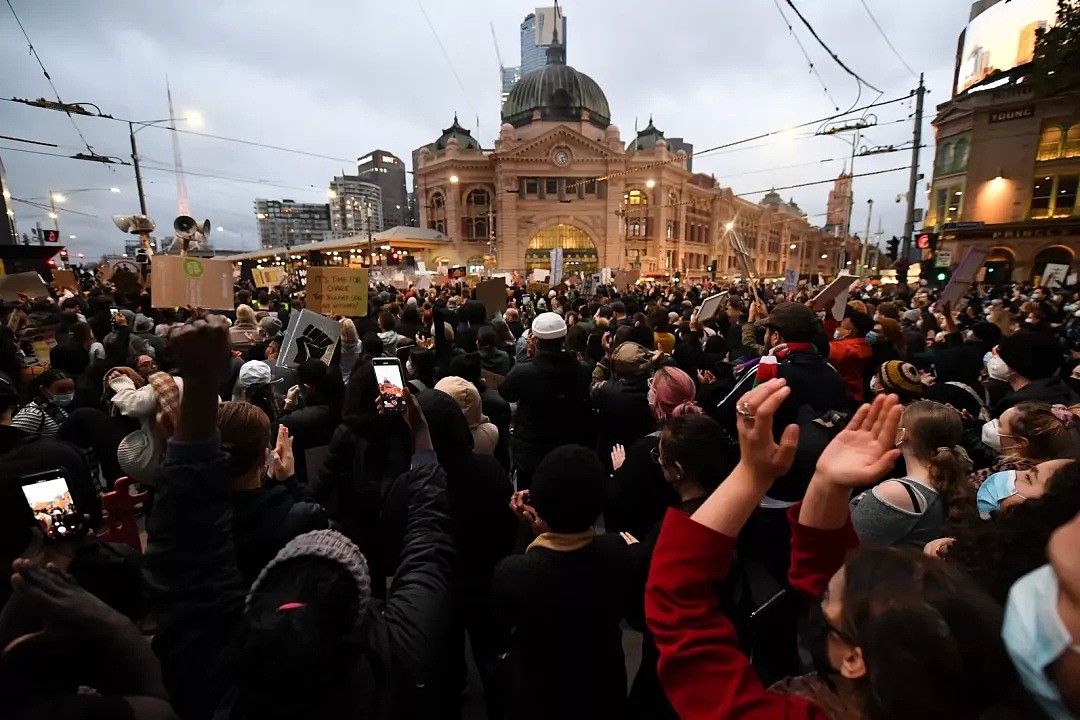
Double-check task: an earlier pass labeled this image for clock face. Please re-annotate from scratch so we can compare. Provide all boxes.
[553,150,570,166]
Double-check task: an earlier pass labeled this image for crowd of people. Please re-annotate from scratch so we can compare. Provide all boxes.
[1,269,1079,719]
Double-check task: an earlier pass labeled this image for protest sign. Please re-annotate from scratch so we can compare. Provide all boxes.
[934,246,990,311]
[475,278,507,319]
[783,268,798,294]
[613,269,639,291]
[697,291,728,322]
[0,271,49,301]
[150,256,233,309]
[276,309,341,369]
[810,274,858,321]
[1041,262,1069,288]
[305,267,369,317]
[252,266,286,288]
[51,269,79,293]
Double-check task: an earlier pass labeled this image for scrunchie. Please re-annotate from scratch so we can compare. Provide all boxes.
[1050,404,1076,429]
[936,445,974,471]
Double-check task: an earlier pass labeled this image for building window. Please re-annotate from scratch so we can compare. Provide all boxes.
[935,135,971,175]
[932,184,964,226]
[545,179,558,195]
[466,189,490,207]
[584,179,596,194]
[1030,174,1079,219]
[463,188,491,240]
[1036,122,1080,162]
[524,178,539,195]
[432,192,445,210]
[666,221,674,240]
[428,191,446,234]
[936,142,955,175]
[624,189,647,206]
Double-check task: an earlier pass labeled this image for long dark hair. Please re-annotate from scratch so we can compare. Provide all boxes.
[660,414,737,492]
[839,546,1024,719]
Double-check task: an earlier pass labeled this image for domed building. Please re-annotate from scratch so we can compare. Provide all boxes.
[412,32,848,281]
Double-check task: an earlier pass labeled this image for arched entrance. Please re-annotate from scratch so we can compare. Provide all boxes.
[1031,245,1074,283]
[983,246,1015,285]
[526,223,599,277]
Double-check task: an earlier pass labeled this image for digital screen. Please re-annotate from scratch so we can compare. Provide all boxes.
[374,363,403,389]
[955,0,1058,95]
[22,476,77,540]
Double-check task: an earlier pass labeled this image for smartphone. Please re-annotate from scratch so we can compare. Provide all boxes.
[109,308,120,324]
[373,357,407,413]
[20,469,81,541]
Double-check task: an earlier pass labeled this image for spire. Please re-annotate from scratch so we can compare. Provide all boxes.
[546,0,566,65]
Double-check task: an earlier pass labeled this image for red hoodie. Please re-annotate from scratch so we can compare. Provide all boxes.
[645,503,859,720]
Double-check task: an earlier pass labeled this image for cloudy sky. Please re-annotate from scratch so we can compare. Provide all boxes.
[0,0,973,259]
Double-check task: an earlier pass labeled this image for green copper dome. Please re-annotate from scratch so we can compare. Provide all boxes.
[501,44,611,130]
[627,118,665,151]
[429,115,480,151]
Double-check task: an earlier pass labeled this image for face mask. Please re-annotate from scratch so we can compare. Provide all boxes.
[833,329,848,341]
[1064,304,1077,314]
[1002,565,1080,719]
[976,469,1018,518]
[51,393,74,408]
[986,354,1012,382]
[981,418,1002,452]
[864,330,881,345]
[807,599,843,690]
[1025,317,1037,325]
[869,375,881,394]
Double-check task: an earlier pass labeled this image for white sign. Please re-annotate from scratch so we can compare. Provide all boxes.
[277,309,341,369]
[783,268,798,294]
[1042,262,1069,288]
[935,250,953,268]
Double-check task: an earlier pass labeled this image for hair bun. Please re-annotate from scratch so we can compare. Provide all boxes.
[671,400,703,417]
[1050,404,1077,429]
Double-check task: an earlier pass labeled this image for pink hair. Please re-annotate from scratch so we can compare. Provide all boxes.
[650,366,702,420]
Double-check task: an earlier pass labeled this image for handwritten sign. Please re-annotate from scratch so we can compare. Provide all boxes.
[150,255,234,310]
[51,269,79,293]
[306,266,368,317]
[0,271,49,301]
[252,266,286,288]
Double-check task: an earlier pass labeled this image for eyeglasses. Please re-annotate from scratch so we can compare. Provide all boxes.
[650,447,670,466]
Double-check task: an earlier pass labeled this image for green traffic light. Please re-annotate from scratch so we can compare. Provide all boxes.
[936,272,947,281]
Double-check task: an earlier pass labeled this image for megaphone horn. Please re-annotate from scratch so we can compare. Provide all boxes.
[174,215,198,235]
[201,219,211,236]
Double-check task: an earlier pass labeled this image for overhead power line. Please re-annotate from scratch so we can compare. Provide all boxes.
[858,0,918,78]
[771,0,840,111]
[5,0,96,154]
[735,165,907,197]
[781,0,882,93]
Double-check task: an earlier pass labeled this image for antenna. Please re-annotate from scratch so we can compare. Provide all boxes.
[490,21,505,75]
[166,77,190,218]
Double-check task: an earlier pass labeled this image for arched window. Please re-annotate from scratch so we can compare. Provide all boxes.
[952,137,970,172]
[623,188,649,238]
[463,188,492,241]
[429,192,446,234]
[1064,123,1080,159]
[624,189,648,206]
[1037,124,1065,161]
[936,142,955,174]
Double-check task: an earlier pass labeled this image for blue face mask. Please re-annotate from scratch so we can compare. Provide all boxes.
[1003,565,1080,719]
[864,330,881,345]
[976,469,1018,518]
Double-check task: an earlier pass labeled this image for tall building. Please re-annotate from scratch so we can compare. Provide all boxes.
[328,176,382,239]
[825,172,853,236]
[1016,20,1047,67]
[520,7,567,77]
[253,199,332,249]
[356,150,410,230]
[413,34,847,280]
[501,66,522,106]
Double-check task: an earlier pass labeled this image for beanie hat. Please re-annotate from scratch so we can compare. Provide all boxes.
[876,361,922,397]
[246,529,371,617]
[530,445,605,533]
[997,332,1063,381]
[532,312,567,340]
[901,308,922,324]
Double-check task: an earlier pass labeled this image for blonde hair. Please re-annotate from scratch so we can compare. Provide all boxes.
[236,304,257,325]
[340,317,358,344]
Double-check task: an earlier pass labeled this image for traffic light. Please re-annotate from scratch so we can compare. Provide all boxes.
[59,249,69,259]
[886,236,900,261]
[915,232,938,251]
[41,229,59,243]
[935,267,951,285]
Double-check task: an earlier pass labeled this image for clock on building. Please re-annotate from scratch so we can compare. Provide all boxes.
[553,149,570,166]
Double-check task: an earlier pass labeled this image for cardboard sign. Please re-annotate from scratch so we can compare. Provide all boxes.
[0,271,49,301]
[526,282,550,295]
[252,266,286,288]
[276,309,341,369]
[151,255,234,310]
[475,278,507,319]
[306,267,369,317]
[51,269,79,293]
[810,274,858,321]
[934,246,991,311]
[697,292,728,323]
[1042,262,1069,288]
[613,270,639,290]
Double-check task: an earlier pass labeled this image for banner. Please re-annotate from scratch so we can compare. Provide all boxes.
[252,266,286,288]
[276,309,341,369]
[549,247,564,286]
[0,271,49,301]
[305,267,369,317]
[475,278,507,319]
[150,256,234,310]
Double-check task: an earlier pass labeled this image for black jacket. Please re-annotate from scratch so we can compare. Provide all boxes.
[993,377,1080,418]
[498,351,593,479]
[278,403,336,484]
[592,379,654,473]
[478,346,513,376]
[144,437,454,720]
[493,533,638,720]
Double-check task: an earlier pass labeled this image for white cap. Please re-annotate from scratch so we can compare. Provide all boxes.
[238,360,274,387]
[531,312,567,340]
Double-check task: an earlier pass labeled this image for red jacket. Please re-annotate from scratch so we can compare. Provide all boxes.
[645,503,859,720]
[828,338,872,402]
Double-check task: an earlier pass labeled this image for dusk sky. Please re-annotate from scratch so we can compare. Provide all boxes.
[1,0,975,258]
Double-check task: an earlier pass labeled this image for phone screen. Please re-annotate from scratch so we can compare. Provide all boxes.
[21,472,79,541]
[373,359,406,413]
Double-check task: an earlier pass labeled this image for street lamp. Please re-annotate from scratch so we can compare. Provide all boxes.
[128,114,200,215]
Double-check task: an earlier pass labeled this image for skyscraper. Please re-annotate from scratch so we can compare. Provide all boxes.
[254,199,332,249]
[357,150,410,230]
[328,176,382,239]
[519,7,567,77]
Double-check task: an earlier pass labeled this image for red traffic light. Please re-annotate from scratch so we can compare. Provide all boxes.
[42,229,59,243]
[60,249,69,258]
[47,259,56,267]
[915,232,938,251]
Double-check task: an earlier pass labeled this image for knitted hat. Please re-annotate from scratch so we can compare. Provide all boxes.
[246,529,371,617]
[876,360,922,397]
[133,314,154,333]
[968,320,1002,346]
[901,308,922,324]
[997,331,1063,381]
[532,312,567,340]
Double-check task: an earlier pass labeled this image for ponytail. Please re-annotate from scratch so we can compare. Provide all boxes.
[927,445,976,521]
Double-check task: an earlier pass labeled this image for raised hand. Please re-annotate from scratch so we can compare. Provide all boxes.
[814,393,902,488]
[269,425,294,481]
[611,444,626,472]
[169,317,230,382]
[734,378,800,484]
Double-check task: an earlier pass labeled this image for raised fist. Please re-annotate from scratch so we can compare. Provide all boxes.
[292,324,333,364]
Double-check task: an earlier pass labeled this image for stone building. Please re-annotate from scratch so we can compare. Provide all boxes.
[413,37,847,281]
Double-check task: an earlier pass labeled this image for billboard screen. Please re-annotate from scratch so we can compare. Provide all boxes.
[955,0,1058,95]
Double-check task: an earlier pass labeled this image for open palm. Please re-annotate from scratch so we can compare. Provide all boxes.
[815,393,902,488]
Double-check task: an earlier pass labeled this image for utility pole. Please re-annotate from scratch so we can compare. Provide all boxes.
[128,122,148,215]
[901,74,926,268]
[861,198,873,273]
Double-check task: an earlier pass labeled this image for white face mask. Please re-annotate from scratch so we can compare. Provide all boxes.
[986,354,1012,382]
[1003,565,1080,719]
[981,418,1003,453]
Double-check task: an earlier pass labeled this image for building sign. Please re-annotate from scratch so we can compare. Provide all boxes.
[991,226,1077,240]
[988,106,1033,123]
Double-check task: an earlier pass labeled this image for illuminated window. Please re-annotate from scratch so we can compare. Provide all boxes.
[1030,175,1078,219]
[1065,124,1080,159]
[1037,124,1065,161]
[932,184,965,226]
[624,189,648,206]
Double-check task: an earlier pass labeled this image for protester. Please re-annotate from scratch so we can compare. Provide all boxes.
[11,369,74,439]
[991,331,1078,416]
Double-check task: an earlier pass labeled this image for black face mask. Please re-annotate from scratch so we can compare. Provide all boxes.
[807,599,842,689]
